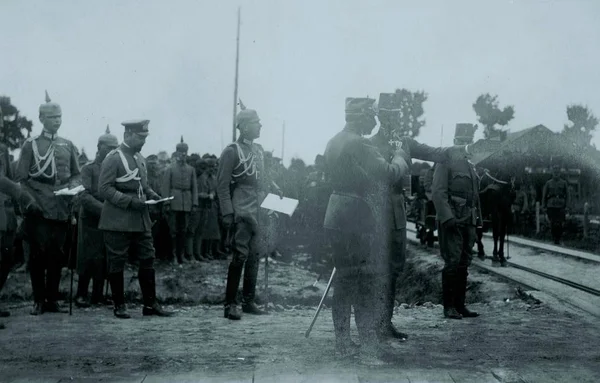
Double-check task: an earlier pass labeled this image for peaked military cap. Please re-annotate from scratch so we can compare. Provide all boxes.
[454,123,477,142]
[345,97,377,116]
[176,135,189,153]
[377,93,401,113]
[39,90,62,116]
[122,119,150,136]
[98,125,119,147]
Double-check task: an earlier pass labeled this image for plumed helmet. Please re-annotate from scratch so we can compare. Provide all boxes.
[98,125,119,147]
[176,136,189,153]
[39,90,62,117]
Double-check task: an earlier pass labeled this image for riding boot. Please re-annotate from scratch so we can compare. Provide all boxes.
[224,261,243,320]
[90,278,105,305]
[332,284,356,357]
[442,270,462,319]
[29,259,45,315]
[139,268,173,317]
[174,234,185,264]
[75,272,91,307]
[242,254,261,311]
[455,269,478,318]
[109,271,130,319]
[185,237,195,262]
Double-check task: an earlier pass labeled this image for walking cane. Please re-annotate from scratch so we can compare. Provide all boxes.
[305,267,336,338]
[68,215,77,316]
[506,231,510,260]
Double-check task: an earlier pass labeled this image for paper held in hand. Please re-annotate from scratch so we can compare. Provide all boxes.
[54,185,85,196]
[145,196,175,205]
[260,193,298,216]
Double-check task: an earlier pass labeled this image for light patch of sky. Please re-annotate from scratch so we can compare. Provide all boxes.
[1,0,599,165]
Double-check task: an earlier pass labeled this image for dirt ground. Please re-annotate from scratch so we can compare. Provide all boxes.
[1,239,599,381]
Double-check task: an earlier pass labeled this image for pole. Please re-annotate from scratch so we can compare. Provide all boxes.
[281,121,285,164]
[440,124,443,146]
[305,267,336,338]
[232,6,241,142]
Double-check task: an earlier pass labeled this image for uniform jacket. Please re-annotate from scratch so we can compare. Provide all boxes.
[15,132,81,221]
[542,178,569,209]
[98,144,160,232]
[216,138,270,227]
[322,127,409,234]
[78,160,105,226]
[431,152,481,227]
[370,131,450,230]
[161,162,198,212]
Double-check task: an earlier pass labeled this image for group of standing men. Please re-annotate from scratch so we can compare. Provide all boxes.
[322,93,481,362]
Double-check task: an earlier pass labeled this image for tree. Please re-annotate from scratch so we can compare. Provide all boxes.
[0,96,33,150]
[392,88,428,138]
[561,104,598,147]
[472,94,514,140]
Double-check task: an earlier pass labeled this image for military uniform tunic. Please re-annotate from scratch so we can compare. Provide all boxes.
[542,177,569,244]
[161,163,198,212]
[15,131,81,304]
[77,160,107,279]
[98,144,160,273]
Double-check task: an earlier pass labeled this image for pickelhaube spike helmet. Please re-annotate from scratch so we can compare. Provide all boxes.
[39,90,62,117]
[98,124,119,147]
[235,98,260,129]
[176,135,189,153]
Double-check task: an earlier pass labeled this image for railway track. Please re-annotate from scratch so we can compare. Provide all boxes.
[405,226,600,300]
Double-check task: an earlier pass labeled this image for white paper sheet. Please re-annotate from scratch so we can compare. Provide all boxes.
[145,196,175,205]
[53,185,85,196]
[260,193,298,216]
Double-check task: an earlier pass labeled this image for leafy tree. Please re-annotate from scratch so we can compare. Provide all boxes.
[561,104,598,147]
[0,96,33,150]
[472,93,514,140]
[392,88,428,138]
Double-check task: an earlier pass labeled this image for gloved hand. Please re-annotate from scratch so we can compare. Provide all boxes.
[25,202,43,217]
[392,147,412,169]
[275,188,284,199]
[130,198,146,211]
[222,214,234,229]
[443,218,457,230]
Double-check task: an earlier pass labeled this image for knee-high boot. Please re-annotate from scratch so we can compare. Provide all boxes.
[442,270,462,319]
[109,271,130,319]
[224,260,243,319]
[455,268,478,317]
[139,268,173,316]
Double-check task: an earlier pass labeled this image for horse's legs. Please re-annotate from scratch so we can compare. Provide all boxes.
[491,212,500,258]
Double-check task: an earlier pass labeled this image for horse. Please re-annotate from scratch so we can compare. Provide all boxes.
[478,168,516,267]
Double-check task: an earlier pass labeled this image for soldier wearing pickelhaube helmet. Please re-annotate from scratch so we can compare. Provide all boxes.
[15,91,81,316]
[370,92,462,341]
[161,136,198,265]
[98,119,173,319]
[217,100,282,320]
[323,96,410,362]
[74,125,119,308]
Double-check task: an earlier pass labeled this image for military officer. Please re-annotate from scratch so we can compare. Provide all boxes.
[74,126,119,307]
[370,92,459,341]
[431,144,481,320]
[217,102,282,320]
[98,119,173,319]
[162,136,198,264]
[15,91,81,315]
[542,164,570,245]
[323,97,410,362]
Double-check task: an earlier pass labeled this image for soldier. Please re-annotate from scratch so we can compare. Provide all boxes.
[217,102,282,320]
[370,92,459,341]
[15,91,81,316]
[74,126,119,307]
[323,97,410,361]
[198,156,221,259]
[98,119,173,319]
[431,145,481,320]
[162,136,198,265]
[542,164,570,245]
[146,154,169,261]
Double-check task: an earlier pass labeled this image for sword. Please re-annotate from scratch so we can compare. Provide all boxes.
[305,267,336,338]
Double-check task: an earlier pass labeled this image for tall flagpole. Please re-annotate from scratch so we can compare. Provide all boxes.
[232,6,241,142]
[281,121,285,164]
[440,124,444,146]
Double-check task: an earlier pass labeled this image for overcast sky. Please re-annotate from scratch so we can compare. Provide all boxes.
[1,0,599,165]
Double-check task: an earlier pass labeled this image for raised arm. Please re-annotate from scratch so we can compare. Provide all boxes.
[360,139,410,185]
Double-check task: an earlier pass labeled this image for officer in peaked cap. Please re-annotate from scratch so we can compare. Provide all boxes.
[322,96,410,362]
[74,125,119,308]
[454,123,478,146]
[217,100,282,320]
[98,119,173,319]
[370,92,463,342]
[15,90,81,316]
[161,136,198,265]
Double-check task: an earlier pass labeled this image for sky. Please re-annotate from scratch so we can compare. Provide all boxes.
[1,0,599,166]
